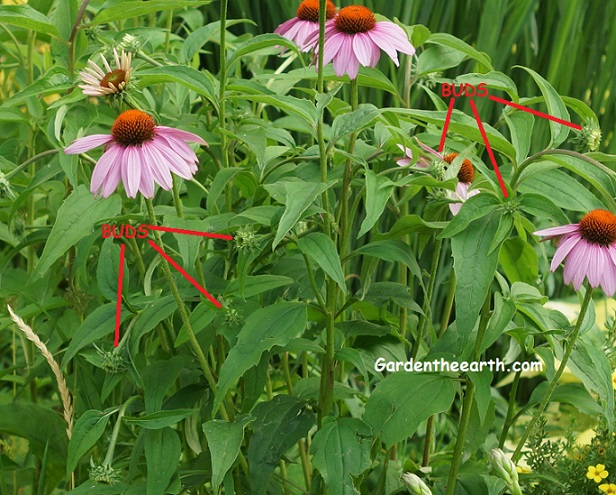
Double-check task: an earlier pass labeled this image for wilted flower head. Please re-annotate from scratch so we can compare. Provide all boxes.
[534,209,616,295]
[304,5,415,79]
[275,0,337,51]
[401,472,432,495]
[79,48,132,97]
[443,153,479,215]
[64,109,207,198]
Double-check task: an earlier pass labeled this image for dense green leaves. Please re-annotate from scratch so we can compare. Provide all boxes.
[297,233,346,294]
[67,409,113,476]
[0,5,60,37]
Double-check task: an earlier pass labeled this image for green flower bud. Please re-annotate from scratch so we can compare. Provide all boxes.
[489,448,523,495]
[402,472,433,495]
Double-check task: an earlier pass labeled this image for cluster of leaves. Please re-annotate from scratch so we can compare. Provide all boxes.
[1,1,616,495]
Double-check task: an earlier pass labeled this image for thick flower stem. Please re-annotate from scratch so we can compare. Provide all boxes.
[445,293,491,495]
[145,199,227,419]
[317,0,331,238]
[512,286,593,463]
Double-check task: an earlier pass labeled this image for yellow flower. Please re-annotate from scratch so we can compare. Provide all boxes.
[587,464,609,483]
[600,484,616,494]
[611,370,616,391]
[516,466,532,474]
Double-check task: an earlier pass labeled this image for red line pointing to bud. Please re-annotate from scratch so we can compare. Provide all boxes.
[114,244,125,347]
[148,240,222,308]
[147,225,233,240]
[469,99,509,198]
[488,95,582,130]
[439,97,456,152]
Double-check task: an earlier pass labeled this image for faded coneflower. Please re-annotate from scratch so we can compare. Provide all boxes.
[443,152,479,215]
[396,139,443,168]
[534,209,616,295]
[7,305,73,440]
[64,109,207,198]
[79,48,132,97]
[275,0,337,51]
[304,5,415,79]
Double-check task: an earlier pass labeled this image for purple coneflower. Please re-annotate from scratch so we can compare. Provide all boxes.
[79,48,132,97]
[304,5,415,79]
[443,153,480,216]
[396,139,443,167]
[534,209,616,295]
[275,0,337,51]
[64,109,207,199]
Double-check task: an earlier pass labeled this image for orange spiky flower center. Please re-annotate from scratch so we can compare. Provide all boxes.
[111,110,156,147]
[296,0,336,22]
[444,153,475,183]
[100,69,127,89]
[335,5,376,34]
[579,209,616,245]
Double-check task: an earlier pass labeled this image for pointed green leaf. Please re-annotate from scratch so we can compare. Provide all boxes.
[297,232,345,294]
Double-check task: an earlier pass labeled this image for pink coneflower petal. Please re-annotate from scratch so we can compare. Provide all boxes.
[275,0,337,51]
[141,142,174,190]
[65,134,114,154]
[353,32,375,67]
[90,144,121,195]
[149,139,193,180]
[124,145,142,198]
[101,146,124,198]
[534,224,580,238]
[550,234,580,271]
[155,126,207,145]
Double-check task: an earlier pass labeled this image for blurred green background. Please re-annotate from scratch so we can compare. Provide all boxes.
[211,0,616,153]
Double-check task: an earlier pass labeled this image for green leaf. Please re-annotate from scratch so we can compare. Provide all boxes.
[377,214,446,240]
[456,71,519,101]
[297,232,346,294]
[439,194,501,238]
[225,274,295,299]
[266,181,330,249]
[248,396,315,495]
[142,356,185,414]
[0,5,60,37]
[515,66,571,148]
[352,239,422,281]
[175,301,217,347]
[480,292,516,353]
[426,33,493,71]
[63,304,128,366]
[90,1,213,25]
[227,33,300,67]
[137,66,217,107]
[4,66,72,106]
[519,168,603,212]
[182,19,254,61]
[568,339,614,428]
[144,428,181,495]
[451,213,501,349]
[504,112,534,163]
[203,416,253,490]
[125,409,196,429]
[67,409,113,476]
[96,238,127,301]
[519,193,570,225]
[162,215,205,271]
[358,171,395,237]
[499,237,539,285]
[229,93,317,128]
[32,185,121,279]
[363,373,456,447]
[328,105,379,149]
[131,296,177,344]
[468,369,493,424]
[310,419,372,495]
[362,282,423,313]
[214,303,307,412]
[207,167,244,212]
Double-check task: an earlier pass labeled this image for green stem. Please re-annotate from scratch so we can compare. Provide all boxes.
[164,9,174,53]
[512,285,593,462]
[172,176,184,218]
[219,0,228,168]
[136,51,165,67]
[68,0,91,79]
[411,238,442,359]
[6,149,58,180]
[498,369,521,448]
[103,397,139,467]
[445,293,491,495]
[145,199,222,412]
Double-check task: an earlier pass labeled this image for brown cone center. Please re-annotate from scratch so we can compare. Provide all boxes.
[100,69,127,89]
[444,153,475,183]
[111,110,156,147]
[296,0,336,22]
[579,209,616,245]
[335,6,376,34]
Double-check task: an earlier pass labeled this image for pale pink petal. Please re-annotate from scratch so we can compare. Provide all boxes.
[587,244,602,287]
[372,22,415,55]
[550,233,581,271]
[345,52,360,79]
[141,142,174,190]
[534,224,580,238]
[417,139,444,160]
[149,140,193,180]
[155,126,207,146]
[154,134,199,165]
[123,146,141,198]
[275,17,298,36]
[568,240,591,290]
[101,146,124,198]
[367,29,401,66]
[608,244,616,266]
[322,31,346,67]
[600,250,616,295]
[90,144,121,195]
[138,148,155,198]
[397,158,412,167]
[352,32,374,67]
[333,36,354,77]
[65,134,114,154]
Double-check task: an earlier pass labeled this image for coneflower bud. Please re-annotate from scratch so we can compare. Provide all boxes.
[489,449,523,495]
[401,472,433,495]
[572,121,602,152]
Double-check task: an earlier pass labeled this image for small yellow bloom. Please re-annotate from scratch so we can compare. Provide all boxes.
[611,370,616,391]
[587,464,609,483]
[516,466,531,474]
[600,483,616,494]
